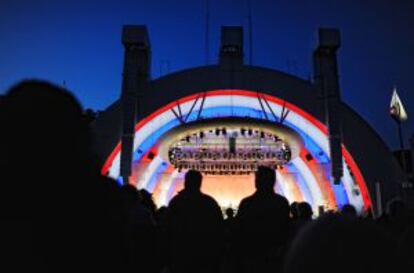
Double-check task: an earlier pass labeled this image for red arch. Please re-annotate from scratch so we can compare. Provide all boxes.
[101,89,372,211]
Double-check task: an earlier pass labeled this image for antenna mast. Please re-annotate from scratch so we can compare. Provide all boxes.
[205,0,210,65]
[247,0,253,65]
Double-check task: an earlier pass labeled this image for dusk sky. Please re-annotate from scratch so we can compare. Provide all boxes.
[0,0,413,150]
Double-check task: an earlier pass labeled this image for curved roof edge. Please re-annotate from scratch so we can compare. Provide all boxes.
[91,65,404,208]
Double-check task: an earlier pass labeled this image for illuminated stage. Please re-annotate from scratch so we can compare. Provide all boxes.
[101,90,371,214]
[94,26,405,217]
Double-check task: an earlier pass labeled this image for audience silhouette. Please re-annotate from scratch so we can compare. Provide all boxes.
[0,81,125,272]
[222,207,237,273]
[340,204,358,219]
[0,80,412,273]
[224,207,236,235]
[234,166,290,273]
[166,170,224,273]
[297,202,313,221]
[289,201,300,220]
[283,214,397,273]
[139,188,157,217]
[120,184,157,273]
[288,201,313,243]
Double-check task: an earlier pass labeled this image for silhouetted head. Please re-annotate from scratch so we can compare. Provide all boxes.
[255,166,276,193]
[225,208,234,219]
[341,204,357,219]
[184,170,202,192]
[2,81,90,177]
[139,189,156,213]
[155,206,169,225]
[283,215,396,273]
[139,189,153,202]
[121,184,140,206]
[157,206,168,215]
[290,202,300,219]
[0,81,91,214]
[297,202,313,220]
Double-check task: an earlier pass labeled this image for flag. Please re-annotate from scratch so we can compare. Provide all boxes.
[390,88,408,123]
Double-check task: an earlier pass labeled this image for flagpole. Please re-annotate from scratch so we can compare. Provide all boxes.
[390,87,408,201]
[396,120,409,204]
[397,120,407,171]
[398,121,404,149]
[247,0,253,65]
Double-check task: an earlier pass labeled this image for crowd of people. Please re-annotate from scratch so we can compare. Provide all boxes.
[0,81,413,273]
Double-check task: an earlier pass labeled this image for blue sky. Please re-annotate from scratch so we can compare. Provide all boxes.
[0,0,413,149]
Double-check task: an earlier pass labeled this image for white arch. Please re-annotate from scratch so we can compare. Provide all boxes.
[156,169,180,207]
[291,157,326,212]
[276,170,295,204]
[106,92,365,211]
[137,156,164,189]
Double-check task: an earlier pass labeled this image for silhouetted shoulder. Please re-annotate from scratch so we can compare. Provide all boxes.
[168,191,185,207]
[276,193,290,206]
[202,193,221,207]
[238,193,256,206]
[236,193,255,213]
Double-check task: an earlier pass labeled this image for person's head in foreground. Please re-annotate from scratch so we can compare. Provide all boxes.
[184,169,203,193]
[283,214,397,273]
[255,166,276,193]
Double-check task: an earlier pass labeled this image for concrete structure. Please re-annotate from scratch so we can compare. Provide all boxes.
[92,25,406,215]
